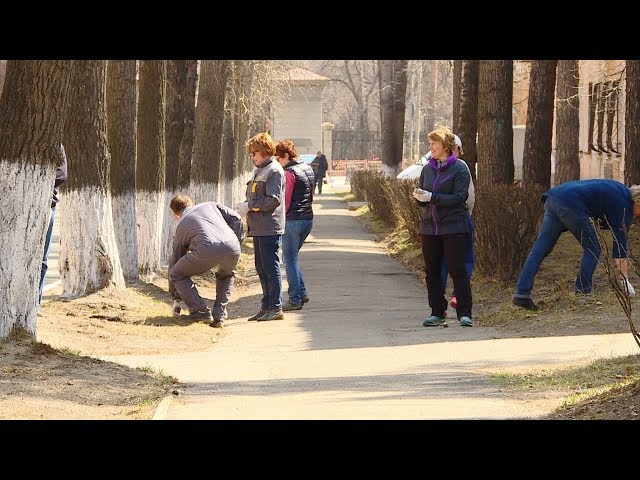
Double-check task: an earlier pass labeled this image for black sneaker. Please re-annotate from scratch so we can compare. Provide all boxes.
[248,308,267,321]
[512,297,539,311]
[301,295,310,305]
[211,319,224,328]
[188,308,213,321]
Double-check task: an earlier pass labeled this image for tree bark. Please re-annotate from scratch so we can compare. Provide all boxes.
[61,60,125,297]
[107,60,139,280]
[625,61,640,185]
[477,60,514,186]
[136,60,167,280]
[0,60,72,339]
[458,60,479,184]
[378,59,408,177]
[522,60,558,189]
[191,60,230,203]
[453,60,462,132]
[555,60,580,184]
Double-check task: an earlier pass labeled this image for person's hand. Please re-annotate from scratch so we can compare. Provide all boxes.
[412,188,432,203]
[235,202,250,217]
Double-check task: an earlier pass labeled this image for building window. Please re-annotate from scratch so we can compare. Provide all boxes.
[588,80,621,155]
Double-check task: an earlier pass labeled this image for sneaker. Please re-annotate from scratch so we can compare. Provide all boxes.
[211,319,224,328]
[172,299,187,318]
[512,297,539,311]
[459,316,473,327]
[248,308,267,321]
[422,315,446,327]
[188,308,213,321]
[282,300,302,311]
[449,296,457,309]
[301,295,310,305]
[256,308,285,322]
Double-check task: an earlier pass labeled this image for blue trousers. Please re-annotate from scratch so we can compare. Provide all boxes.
[282,219,313,305]
[254,235,283,310]
[515,196,600,298]
[39,207,56,305]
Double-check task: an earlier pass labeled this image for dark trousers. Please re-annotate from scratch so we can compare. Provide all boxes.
[39,207,56,305]
[316,174,325,194]
[254,234,283,310]
[421,233,472,319]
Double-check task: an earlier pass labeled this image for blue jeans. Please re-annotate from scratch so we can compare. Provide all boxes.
[39,207,56,305]
[282,219,313,305]
[441,213,474,297]
[515,196,600,298]
[253,235,283,310]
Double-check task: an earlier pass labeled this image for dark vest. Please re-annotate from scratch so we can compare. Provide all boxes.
[285,161,315,220]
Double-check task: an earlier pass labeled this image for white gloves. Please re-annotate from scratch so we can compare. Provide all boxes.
[620,277,636,297]
[172,299,187,318]
[235,202,250,217]
[413,188,432,203]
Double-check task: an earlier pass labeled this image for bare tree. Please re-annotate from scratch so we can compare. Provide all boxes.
[458,60,479,184]
[107,60,139,281]
[61,60,125,297]
[0,60,72,339]
[477,60,513,186]
[452,60,463,132]
[378,60,408,177]
[522,60,557,189]
[555,60,580,184]
[423,60,440,133]
[136,60,167,280]
[625,61,640,185]
[191,60,230,204]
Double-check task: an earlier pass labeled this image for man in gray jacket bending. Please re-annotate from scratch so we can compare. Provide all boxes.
[168,194,244,328]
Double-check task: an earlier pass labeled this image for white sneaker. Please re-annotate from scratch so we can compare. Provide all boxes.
[621,277,636,297]
[172,300,187,317]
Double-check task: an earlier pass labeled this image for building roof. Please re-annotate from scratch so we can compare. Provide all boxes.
[285,67,330,82]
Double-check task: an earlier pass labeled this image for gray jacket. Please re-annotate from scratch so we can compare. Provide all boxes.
[245,156,285,236]
[169,202,243,271]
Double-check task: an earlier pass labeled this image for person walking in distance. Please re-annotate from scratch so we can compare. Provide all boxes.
[39,143,67,311]
[311,151,329,194]
[236,132,286,322]
[276,139,315,310]
[168,194,244,328]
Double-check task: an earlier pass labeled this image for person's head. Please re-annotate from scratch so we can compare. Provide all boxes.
[453,134,464,157]
[170,194,193,219]
[245,132,276,165]
[630,185,640,217]
[317,150,322,156]
[427,126,456,160]
[275,139,298,167]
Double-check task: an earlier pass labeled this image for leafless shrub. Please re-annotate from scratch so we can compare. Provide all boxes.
[474,184,546,282]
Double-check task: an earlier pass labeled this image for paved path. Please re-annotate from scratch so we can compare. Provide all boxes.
[42,207,61,297]
[104,179,640,419]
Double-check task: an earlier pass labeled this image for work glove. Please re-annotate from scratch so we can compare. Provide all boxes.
[620,276,636,297]
[172,299,187,318]
[235,202,250,217]
[412,188,432,203]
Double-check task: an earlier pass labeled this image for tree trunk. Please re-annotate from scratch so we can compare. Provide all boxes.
[136,60,167,280]
[453,60,462,132]
[477,60,514,186]
[411,61,424,163]
[555,60,580,184]
[378,59,408,177]
[162,60,198,264]
[107,60,139,281]
[191,60,230,203]
[61,60,125,297]
[522,60,558,189]
[221,61,239,207]
[458,60,479,184]
[0,60,72,339]
[625,61,640,185]
[423,60,439,133]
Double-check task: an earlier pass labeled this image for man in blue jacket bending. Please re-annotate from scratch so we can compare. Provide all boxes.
[513,179,640,311]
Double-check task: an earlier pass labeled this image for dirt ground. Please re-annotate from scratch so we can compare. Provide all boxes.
[2,219,640,420]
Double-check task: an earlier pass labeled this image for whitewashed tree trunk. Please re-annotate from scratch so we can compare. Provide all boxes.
[59,189,124,296]
[160,189,178,266]
[0,60,73,340]
[189,181,218,207]
[136,191,164,281]
[0,162,55,338]
[111,192,138,279]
